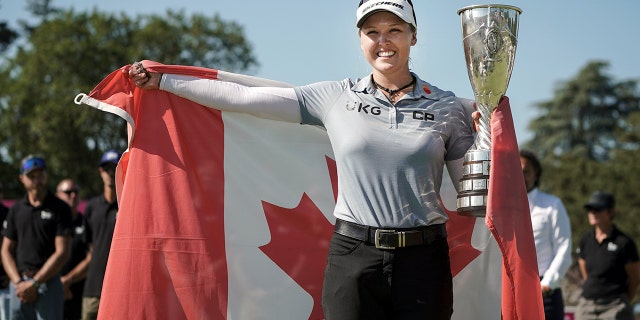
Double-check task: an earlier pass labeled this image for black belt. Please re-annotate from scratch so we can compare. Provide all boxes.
[334,219,447,249]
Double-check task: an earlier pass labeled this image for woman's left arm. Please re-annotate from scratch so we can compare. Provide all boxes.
[445,158,465,194]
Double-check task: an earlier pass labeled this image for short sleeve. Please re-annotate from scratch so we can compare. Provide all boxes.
[1,207,16,240]
[624,238,640,264]
[295,79,350,126]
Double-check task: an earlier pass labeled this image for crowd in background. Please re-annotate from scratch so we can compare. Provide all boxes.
[0,148,637,320]
[0,150,120,320]
[521,150,639,320]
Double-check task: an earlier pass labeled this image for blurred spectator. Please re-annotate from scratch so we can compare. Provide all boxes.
[1,155,73,319]
[520,150,572,320]
[80,150,120,320]
[576,191,640,320]
[0,182,9,320]
[57,179,88,320]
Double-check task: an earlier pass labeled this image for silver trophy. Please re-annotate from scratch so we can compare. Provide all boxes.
[456,4,522,217]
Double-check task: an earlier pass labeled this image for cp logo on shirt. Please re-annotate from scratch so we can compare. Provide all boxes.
[413,111,435,121]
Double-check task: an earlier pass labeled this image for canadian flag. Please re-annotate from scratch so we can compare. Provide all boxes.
[75,61,543,319]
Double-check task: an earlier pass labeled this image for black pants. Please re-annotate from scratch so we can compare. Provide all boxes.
[322,232,453,320]
[543,288,564,320]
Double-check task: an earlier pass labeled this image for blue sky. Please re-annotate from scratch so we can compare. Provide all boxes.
[2,1,639,144]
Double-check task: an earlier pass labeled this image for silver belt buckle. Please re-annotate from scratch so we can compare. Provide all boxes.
[375,229,404,249]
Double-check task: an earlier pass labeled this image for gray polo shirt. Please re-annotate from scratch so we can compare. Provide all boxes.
[295,74,473,228]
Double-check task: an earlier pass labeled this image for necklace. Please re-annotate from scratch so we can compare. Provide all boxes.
[372,75,416,103]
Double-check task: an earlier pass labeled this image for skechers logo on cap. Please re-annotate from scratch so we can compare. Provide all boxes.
[357,0,416,29]
[360,1,405,13]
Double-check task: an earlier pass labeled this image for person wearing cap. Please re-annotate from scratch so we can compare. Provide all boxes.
[126,0,506,318]
[520,150,572,320]
[1,155,73,319]
[56,178,88,320]
[74,150,120,320]
[576,191,640,320]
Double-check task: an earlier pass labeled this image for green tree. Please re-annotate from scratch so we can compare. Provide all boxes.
[25,0,60,19]
[537,154,592,247]
[525,61,640,253]
[0,0,19,53]
[0,8,258,197]
[526,61,640,161]
[604,112,640,244]
[0,22,18,53]
[1,0,61,54]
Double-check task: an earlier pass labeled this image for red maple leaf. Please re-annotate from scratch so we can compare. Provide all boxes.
[443,203,482,277]
[259,194,333,320]
[260,156,481,319]
[259,156,336,320]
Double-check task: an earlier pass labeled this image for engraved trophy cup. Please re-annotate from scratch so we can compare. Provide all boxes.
[456,4,522,217]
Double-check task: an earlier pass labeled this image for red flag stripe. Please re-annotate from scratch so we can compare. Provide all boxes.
[486,97,545,319]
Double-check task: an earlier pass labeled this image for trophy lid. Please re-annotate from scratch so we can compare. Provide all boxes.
[457,4,522,15]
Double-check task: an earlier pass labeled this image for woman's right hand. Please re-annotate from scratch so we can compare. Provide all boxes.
[124,61,161,90]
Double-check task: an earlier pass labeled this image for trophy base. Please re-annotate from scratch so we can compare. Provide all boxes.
[456,149,490,217]
[456,195,487,217]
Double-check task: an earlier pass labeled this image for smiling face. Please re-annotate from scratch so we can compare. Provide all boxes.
[359,11,416,78]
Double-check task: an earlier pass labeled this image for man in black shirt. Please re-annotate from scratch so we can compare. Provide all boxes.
[56,179,88,320]
[1,155,73,319]
[576,191,640,320]
[80,150,120,320]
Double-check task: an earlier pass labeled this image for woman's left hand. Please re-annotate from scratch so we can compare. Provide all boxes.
[472,111,481,132]
[471,96,510,132]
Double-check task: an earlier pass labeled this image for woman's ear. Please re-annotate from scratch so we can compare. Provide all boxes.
[411,33,417,46]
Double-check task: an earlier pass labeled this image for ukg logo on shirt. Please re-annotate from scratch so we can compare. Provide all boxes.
[345,101,382,116]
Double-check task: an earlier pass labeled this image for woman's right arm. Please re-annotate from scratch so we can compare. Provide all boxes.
[128,64,302,123]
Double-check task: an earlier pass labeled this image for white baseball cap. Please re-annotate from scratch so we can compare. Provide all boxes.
[356,0,417,30]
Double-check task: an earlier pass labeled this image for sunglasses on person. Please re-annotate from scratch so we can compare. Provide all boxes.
[61,188,79,195]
